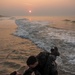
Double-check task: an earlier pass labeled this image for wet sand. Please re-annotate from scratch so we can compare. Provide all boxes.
[0,18,70,75]
[0,19,42,75]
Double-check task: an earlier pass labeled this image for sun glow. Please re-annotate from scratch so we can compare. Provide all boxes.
[29,10,32,13]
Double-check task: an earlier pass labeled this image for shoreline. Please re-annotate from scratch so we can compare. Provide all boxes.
[0,19,42,75]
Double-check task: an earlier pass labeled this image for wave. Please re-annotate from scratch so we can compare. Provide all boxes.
[14,18,75,74]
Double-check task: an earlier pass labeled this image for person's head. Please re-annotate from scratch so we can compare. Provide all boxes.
[26,56,38,68]
[51,47,60,57]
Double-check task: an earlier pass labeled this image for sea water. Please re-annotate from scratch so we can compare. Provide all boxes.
[14,16,75,74]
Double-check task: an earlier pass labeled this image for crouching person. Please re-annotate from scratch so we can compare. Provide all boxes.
[23,56,41,75]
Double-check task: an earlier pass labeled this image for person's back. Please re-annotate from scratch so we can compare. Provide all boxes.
[23,47,60,75]
[36,47,60,75]
[35,51,50,75]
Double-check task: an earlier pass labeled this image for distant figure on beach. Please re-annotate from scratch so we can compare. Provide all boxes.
[23,46,60,75]
[45,47,60,75]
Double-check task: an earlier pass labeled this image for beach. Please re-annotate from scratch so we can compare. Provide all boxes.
[0,18,42,75]
[0,17,74,75]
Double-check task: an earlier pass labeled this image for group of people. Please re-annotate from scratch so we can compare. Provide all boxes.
[10,47,60,75]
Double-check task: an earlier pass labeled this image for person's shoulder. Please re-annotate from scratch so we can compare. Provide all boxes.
[37,51,49,56]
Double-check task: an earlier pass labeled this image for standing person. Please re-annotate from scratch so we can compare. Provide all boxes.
[36,52,55,75]
[43,47,60,75]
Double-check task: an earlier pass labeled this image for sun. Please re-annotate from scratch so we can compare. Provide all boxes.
[29,10,32,13]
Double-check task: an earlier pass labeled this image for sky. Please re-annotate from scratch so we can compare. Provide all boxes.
[0,0,75,16]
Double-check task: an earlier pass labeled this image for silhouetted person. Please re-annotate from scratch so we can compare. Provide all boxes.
[43,47,60,75]
[23,47,60,75]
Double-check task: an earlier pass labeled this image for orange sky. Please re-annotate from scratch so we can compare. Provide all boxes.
[0,0,75,16]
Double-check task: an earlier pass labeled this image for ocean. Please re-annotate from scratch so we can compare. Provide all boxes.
[0,16,75,74]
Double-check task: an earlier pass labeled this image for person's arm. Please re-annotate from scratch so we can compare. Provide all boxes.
[23,68,33,75]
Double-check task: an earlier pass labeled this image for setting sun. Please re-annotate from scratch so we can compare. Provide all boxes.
[29,10,32,13]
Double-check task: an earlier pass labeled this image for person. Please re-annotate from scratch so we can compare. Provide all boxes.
[23,46,60,75]
[23,56,41,75]
[43,47,60,75]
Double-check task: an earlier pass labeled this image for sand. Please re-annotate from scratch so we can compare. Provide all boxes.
[0,19,42,75]
[0,18,70,75]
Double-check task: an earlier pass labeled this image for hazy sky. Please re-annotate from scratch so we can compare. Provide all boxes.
[0,0,75,16]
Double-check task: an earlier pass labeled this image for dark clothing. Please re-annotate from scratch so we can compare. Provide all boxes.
[24,51,58,75]
[23,68,41,75]
[36,52,58,75]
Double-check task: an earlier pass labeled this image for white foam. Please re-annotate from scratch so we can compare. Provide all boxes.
[69,59,75,64]
[15,18,75,44]
[48,28,75,43]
